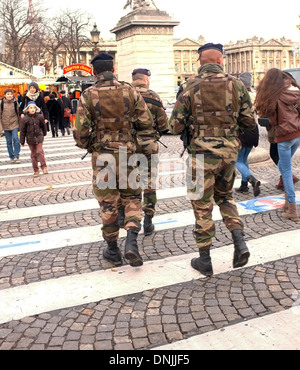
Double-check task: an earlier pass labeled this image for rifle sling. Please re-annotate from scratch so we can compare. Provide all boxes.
[143,96,164,109]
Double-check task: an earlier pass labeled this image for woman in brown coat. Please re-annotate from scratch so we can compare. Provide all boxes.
[255,68,300,222]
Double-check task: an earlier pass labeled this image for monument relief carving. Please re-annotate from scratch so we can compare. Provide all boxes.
[124,0,158,10]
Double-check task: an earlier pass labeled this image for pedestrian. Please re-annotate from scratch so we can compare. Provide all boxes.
[168,43,257,277]
[0,88,22,163]
[267,122,299,190]
[118,68,169,235]
[255,68,300,222]
[17,92,22,105]
[235,72,261,196]
[73,52,156,268]
[20,82,49,131]
[58,90,72,136]
[20,101,48,177]
[0,115,3,136]
[46,93,61,138]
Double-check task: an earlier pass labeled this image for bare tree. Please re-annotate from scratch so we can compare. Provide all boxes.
[0,0,44,70]
[0,2,94,73]
[60,9,92,65]
[43,15,70,72]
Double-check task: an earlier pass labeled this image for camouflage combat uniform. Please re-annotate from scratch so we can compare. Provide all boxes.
[132,76,168,217]
[73,71,155,243]
[169,63,256,250]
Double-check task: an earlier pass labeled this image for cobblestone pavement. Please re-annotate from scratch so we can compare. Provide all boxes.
[0,126,300,351]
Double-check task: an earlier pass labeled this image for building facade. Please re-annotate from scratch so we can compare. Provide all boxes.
[225,36,298,87]
[43,35,300,94]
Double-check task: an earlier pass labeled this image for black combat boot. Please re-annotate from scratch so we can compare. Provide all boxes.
[235,181,249,194]
[143,214,154,236]
[248,175,261,197]
[103,241,123,266]
[118,207,125,228]
[231,229,250,268]
[124,229,143,267]
[191,250,213,277]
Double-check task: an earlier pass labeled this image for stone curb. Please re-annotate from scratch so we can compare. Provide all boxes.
[249,147,270,164]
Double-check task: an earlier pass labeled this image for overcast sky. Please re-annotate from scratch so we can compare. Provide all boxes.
[47,0,300,46]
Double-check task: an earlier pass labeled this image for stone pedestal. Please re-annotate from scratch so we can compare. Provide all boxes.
[111,8,179,103]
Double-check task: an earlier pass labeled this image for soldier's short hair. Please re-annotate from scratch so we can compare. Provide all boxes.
[92,60,114,75]
[91,52,114,75]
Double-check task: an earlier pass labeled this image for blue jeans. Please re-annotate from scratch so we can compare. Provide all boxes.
[236,147,252,182]
[4,128,21,160]
[278,136,300,203]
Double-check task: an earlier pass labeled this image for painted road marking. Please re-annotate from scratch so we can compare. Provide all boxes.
[0,187,187,221]
[154,307,300,350]
[0,177,270,213]
[0,187,291,223]
[0,155,187,178]
[0,229,298,325]
[0,193,294,258]
[0,181,92,195]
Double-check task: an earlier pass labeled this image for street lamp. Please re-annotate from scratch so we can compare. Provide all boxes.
[90,23,100,56]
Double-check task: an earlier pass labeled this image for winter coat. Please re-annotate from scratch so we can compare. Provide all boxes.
[20,94,49,121]
[20,113,47,145]
[58,96,72,128]
[58,95,72,114]
[0,97,20,131]
[238,124,259,148]
[46,99,61,121]
[269,85,300,143]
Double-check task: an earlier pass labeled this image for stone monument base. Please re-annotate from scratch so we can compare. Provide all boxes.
[111,8,179,103]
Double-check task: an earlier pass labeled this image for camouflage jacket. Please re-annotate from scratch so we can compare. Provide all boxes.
[132,79,168,134]
[73,72,155,154]
[169,63,256,158]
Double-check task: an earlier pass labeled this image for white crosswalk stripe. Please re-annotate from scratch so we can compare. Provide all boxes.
[0,134,300,350]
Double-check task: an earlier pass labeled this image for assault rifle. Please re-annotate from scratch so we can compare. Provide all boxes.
[143,96,168,149]
[180,116,194,158]
[81,123,96,160]
[81,150,90,161]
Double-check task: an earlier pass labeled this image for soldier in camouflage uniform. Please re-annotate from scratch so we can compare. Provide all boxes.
[168,43,257,277]
[73,52,155,267]
[118,68,169,235]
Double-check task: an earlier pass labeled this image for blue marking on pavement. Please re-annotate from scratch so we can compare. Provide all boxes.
[239,196,300,213]
[0,240,41,250]
[153,220,178,226]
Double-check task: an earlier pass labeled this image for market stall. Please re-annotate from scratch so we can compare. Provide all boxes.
[0,61,36,97]
[55,74,96,125]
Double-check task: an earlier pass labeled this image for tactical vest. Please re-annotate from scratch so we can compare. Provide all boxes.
[189,75,240,138]
[88,83,136,147]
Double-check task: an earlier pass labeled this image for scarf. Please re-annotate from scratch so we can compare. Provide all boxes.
[198,63,224,75]
[26,91,40,101]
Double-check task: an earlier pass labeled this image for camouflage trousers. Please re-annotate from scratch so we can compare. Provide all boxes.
[117,153,159,217]
[190,155,244,250]
[92,151,142,243]
[142,154,158,216]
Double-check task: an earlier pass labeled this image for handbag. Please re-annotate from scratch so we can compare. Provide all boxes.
[64,107,71,118]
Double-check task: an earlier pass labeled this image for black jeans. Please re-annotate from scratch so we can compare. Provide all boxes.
[270,143,279,166]
[50,117,58,137]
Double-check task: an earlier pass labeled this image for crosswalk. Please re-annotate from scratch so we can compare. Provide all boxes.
[0,133,300,350]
